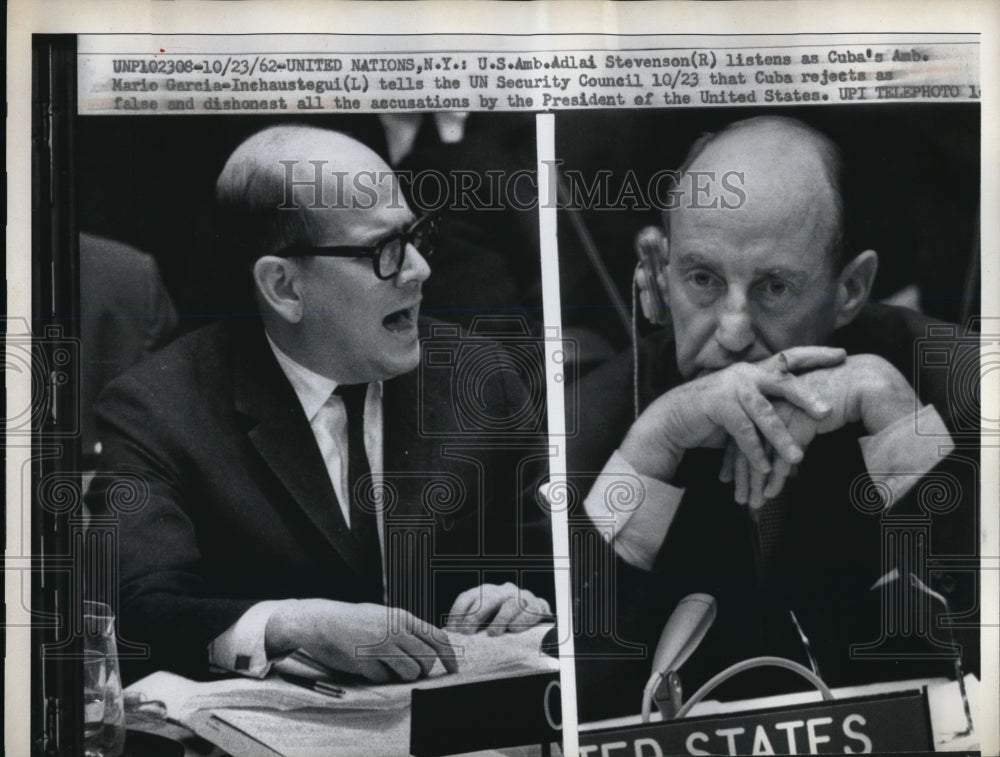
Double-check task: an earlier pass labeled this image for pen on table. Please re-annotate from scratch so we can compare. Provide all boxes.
[278,672,346,698]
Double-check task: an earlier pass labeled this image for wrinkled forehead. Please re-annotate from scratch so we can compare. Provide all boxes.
[303,195,415,246]
[668,126,839,255]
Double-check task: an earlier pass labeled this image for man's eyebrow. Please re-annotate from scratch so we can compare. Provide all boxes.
[358,214,417,245]
[673,251,717,267]
[753,266,810,283]
[394,213,420,232]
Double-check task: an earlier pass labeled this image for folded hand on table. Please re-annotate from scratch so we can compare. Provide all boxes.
[444,583,552,636]
[265,599,458,683]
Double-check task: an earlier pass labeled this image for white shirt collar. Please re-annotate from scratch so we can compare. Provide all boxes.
[265,334,337,422]
[265,334,383,422]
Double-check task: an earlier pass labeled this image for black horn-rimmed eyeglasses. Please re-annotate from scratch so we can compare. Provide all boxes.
[274,212,439,280]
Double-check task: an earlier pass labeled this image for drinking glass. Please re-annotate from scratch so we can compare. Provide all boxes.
[83,601,126,757]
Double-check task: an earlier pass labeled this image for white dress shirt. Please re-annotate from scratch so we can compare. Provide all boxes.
[584,404,955,571]
[208,336,384,677]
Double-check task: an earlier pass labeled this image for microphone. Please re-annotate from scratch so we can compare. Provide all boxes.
[641,594,717,722]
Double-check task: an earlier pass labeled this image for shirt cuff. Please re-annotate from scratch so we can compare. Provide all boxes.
[208,600,295,678]
[583,449,686,571]
[858,404,956,508]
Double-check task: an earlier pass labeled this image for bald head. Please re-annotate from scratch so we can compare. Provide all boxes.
[215,125,399,265]
[667,116,847,270]
[215,125,430,381]
[659,116,878,379]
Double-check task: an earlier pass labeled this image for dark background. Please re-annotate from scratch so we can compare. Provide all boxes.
[75,111,542,335]
[75,104,980,355]
[555,104,981,363]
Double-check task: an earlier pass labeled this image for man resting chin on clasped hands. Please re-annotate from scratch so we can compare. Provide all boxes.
[620,116,938,530]
[573,117,970,715]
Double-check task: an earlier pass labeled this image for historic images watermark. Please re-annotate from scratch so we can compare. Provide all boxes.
[279,159,747,214]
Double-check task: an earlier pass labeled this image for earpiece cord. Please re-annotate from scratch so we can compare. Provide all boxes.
[632,267,641,421]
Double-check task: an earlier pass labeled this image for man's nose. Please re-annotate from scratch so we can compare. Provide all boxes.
[714,288,755,354]
[396,242,431,285]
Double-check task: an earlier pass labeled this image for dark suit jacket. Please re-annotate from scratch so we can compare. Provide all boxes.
[79,233,178,462]
[568,304,980,719]
[87,318,552,683]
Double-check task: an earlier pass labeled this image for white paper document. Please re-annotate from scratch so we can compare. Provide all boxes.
[198,707,412,757]
[126,623,558,722]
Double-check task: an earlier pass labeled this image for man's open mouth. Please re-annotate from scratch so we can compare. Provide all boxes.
[382,305,418,333]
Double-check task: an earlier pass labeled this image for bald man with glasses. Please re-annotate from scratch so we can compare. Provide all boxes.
[88,126,553,685]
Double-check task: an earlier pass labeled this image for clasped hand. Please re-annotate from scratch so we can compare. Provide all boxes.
[719,353,920,508]
[622,349,919,506]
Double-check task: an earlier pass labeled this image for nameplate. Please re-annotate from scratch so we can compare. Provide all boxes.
[410,671,561,757]
[580,689,933,755]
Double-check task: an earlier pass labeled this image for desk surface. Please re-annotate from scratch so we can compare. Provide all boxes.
[129,713,534,757]
[124,623,559,756]
[127,718,224,757]
[130,672,979,755]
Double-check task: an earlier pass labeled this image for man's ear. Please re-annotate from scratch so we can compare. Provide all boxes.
[834,249,878,329]
[253,256,305,323]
